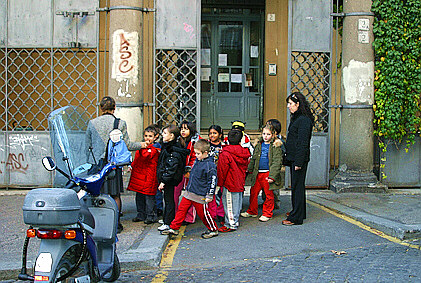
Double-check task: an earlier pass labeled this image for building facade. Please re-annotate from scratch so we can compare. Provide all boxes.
[0,0,342,188]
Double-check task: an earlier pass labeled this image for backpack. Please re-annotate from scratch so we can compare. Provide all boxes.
[88,118,131,175]
[107,127,131,165]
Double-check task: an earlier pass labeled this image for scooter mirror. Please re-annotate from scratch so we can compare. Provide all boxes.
[42,156,56,171]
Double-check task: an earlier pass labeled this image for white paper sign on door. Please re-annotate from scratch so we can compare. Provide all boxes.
[218,54,227,66]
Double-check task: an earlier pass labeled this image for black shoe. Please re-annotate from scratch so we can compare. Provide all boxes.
[144,219,157,225]
[117,223,124,234]
[132,217,145,222]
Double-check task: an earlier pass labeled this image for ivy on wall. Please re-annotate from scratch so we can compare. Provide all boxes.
[372,0,421,160]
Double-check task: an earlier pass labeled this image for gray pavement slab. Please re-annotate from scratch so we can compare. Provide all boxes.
[308,189,421,240]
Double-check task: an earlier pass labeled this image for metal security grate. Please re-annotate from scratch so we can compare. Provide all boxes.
[291,51,330,133]
[0,48,98,131]
[155,49,198,127]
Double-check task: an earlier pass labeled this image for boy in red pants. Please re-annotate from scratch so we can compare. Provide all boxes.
[161,139,219,239]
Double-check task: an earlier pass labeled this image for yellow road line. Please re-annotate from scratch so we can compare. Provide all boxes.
[152,226,186,282]
[308,200,420,250]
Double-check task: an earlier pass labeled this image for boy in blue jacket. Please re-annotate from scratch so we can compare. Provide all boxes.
[161,139,219,239]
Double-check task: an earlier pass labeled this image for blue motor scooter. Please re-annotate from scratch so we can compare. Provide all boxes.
[18,106,129,283]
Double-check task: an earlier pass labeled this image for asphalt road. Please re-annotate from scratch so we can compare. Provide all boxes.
[117,195,421,282]
[2,193,420,282]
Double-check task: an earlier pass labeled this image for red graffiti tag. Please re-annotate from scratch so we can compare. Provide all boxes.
[118,33,134,73]
[0,153,29,174]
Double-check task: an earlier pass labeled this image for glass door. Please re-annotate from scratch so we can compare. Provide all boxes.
[201,15,262,130]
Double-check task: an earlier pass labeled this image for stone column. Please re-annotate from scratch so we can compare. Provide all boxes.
[108,0,144,142]
[330,0,387,192]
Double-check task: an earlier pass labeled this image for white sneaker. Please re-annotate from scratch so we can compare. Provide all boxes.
[161,228,179,235]
[240,212,258,218]
[259,215,271,222]
[157,224,169,231]
[158,219,164,224]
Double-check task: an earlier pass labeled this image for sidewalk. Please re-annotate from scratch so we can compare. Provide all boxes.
[307,189,421,240]
[1,188,420,281]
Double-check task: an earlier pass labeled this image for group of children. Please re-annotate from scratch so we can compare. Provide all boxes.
[126,119,284,239]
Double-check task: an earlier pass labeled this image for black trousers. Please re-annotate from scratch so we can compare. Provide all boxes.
[163,184,176,225]
[135,192,156,221]
[287,163,308,224]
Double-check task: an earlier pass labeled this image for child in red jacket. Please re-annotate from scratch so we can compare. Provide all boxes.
[217,129,251,232]
[127,125,161,224]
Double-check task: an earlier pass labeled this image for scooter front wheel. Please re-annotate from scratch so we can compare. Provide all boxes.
[102,252,120,282]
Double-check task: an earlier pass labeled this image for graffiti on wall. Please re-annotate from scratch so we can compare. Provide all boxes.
[0,134,48,175]
[111,29,139,98]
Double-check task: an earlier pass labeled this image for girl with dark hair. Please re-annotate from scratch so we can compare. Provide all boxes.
[208,124,225,163]
[207,125,226,224]
[174,121,201,224]
[282,92,314,226]
[156,125,190,231]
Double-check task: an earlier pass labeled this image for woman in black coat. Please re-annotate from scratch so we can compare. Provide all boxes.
[282,92,314,225]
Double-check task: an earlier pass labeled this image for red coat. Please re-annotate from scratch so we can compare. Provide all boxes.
[127,144,160,195]
[217,145,251,192]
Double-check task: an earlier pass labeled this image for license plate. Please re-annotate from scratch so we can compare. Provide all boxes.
[75,275,91,283]
[34,253,53,273]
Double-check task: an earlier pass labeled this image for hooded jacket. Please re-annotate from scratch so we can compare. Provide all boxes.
[247,137,283,190]
[185,155,217,198]
[127,143,161,195]
[157,140,190,186]
[217,144,251,192]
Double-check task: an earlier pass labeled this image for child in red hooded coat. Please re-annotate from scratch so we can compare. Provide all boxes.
[127,125,161,224]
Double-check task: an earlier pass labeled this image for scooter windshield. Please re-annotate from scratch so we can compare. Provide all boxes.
[48,106,91,186]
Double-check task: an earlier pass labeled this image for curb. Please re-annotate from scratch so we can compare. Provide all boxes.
[308,195,421,240]
[120,223,169,269]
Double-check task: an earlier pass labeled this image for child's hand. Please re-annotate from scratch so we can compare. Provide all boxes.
[127,165,132,172]
[266,177,274,184]
[158,182,165,191]
[205,197,213,203]
[184,172,190,178]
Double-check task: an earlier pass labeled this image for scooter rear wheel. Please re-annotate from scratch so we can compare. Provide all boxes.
[51,244,99,283]
[102,252,120,282]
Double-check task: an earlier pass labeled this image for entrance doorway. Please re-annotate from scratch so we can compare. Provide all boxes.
[200,8,264,130]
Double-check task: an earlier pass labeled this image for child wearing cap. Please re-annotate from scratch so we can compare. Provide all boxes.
[225,120,254,156]
[217,129,251,232]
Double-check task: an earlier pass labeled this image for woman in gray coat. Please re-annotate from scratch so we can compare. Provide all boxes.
[86,96,142,232]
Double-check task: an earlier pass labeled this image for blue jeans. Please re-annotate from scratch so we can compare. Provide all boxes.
[222,188,243,230]
[155,189,163,211]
